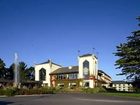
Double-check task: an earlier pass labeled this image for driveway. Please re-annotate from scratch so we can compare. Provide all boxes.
[0,93,140,105]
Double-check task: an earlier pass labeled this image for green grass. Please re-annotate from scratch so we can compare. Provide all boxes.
[100,92,140,99]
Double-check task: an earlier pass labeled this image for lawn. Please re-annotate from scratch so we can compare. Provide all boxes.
[100,92,140,99]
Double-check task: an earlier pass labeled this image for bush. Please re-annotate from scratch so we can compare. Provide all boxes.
[38,87,55,94]
[0,87,56,96]
[105,88,117,92]
[134,87,140,93]
[0,89,5,95]
[4,87,17,96]
[16,87,55,95]
[82,87,107,93]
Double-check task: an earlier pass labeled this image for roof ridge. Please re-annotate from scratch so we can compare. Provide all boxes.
[35,60,61,67]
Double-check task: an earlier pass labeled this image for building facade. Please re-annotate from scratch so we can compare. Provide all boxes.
[35,54,111,88]
[112,81,134,92]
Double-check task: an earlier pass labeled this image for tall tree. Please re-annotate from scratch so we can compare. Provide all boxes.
[114,17,140,81]
[26,67,35,80]
[6,62,34,81]
[0,58,6,79]
[19,62,27,81]
[5,63,14,80]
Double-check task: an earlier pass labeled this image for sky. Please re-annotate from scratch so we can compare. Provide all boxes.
[0,0,140,80]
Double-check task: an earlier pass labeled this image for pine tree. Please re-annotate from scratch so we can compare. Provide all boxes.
[114,17,140,81]
[0,58,6,79]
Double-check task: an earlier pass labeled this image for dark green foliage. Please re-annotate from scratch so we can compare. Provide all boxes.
[132,79,140,91]
[137,16,140,26]
[19,62,27,81]
[105,88,117,92]
[0,89,5,95]
[114,17,140,80]
[0,59,6,79]
[82,87,107,93]
[0,87,55,96]
[4,88,17,96]
[0,87,17,96]
[17,87,55,95]
[0,59,5,69]
[18,62,35,81]
[0,59,35,81]
[6,64,14,80]
[26,67,35,80]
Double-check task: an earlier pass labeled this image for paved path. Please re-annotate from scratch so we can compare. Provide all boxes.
[0,93,140,105]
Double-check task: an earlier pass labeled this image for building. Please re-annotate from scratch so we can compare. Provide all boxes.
[98,70,112,88]
[35,54,112,88]
[112,81,134,92]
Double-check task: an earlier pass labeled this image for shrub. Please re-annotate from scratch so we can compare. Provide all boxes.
[0,89,5,95]
[16,87,55,95]
[82,87,107,93]
[39,87,55,94]
[134,87,140,93]
[4,87,17,96]
[105,88,117,92]
[0,87,56,96]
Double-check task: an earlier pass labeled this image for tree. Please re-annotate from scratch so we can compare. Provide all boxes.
[5,63,14,80]
[19,62,27,81]
[137,16,140,26]
[114,17,140,81]
[0,58,6,79]
[0,59,35,82]
[6,62,35,81]
[18,62,35,81]
[26,67,35,80]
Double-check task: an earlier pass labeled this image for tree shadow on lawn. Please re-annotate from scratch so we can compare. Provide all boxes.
[0,101,14,105]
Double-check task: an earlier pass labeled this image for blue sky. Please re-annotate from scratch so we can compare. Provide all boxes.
[0,0,140,80]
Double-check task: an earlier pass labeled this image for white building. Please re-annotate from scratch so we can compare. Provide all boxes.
[35,54,111,88]
[112,81,134,92]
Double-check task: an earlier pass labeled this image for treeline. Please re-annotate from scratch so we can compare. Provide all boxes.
[0,58,34,81]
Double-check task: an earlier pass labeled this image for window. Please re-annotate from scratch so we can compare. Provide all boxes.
[68,73,78,79]
[39,68,46,81]
[57,74,67,80]
[83,60,89,79]
[113,84,116,87]
[57,74,62,80]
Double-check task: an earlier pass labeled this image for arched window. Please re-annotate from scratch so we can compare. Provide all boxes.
[39,68,46,81]
[83,60,89,79]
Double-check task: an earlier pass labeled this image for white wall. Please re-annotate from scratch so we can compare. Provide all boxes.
[78,55,98,79]
[35,63,51,86]
[35,62,61,87]
[78,54,98,88]
[113,83,133,92]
